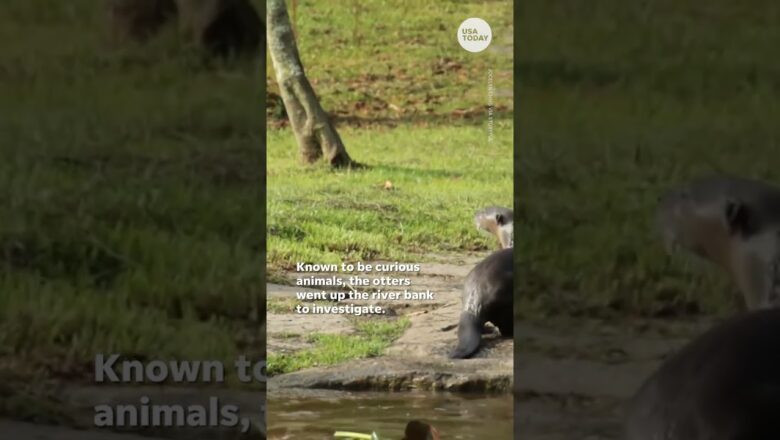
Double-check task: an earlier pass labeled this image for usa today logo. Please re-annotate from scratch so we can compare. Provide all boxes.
[457,18,492,53]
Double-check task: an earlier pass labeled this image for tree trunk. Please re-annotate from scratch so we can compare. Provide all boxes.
[266,0,355,167]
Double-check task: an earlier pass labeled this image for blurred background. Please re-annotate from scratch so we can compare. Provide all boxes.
[517,1,780,438]
[0,1,265,438]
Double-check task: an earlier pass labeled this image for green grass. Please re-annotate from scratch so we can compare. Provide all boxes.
[518,1,780,318]
[0,0,265,391]
[267,318,410,375]
[266,0,514,374]
[267,124,513,272]
[267,0,513,124]
[267,1,513,273]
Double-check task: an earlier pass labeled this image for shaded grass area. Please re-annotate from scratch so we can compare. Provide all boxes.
[0,366,74,425]
[267,124,513,273]
[267,318,410,376]
[518,0,780,318]
[267,0,513,126]
[0,0,265,399]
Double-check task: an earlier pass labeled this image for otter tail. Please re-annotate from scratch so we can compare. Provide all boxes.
[449,312,482,359]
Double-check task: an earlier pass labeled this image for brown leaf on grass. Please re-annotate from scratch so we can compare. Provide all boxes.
[451,108,469,117]
[451,107,484,118]
[432,57,464,75]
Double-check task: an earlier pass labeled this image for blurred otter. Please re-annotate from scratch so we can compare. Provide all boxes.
[403,420,440,440]
[624,307,780,440]
[106,0,176,43]
[175,0,262,57]
[625,176,780,438]
[656,175,780,309]
[106,0,263,57]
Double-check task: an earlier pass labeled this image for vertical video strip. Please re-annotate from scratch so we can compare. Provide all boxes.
[517,2,780,439]
[512,3,521,439]
[266,1,513,438]
[0,1,267,438]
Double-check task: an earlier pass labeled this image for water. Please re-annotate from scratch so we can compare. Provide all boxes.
[267,389,512,439]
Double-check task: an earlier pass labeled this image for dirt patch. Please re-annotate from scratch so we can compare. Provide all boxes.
[266,253,513,390]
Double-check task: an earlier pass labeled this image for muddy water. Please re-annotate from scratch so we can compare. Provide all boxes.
[267,389,512,439]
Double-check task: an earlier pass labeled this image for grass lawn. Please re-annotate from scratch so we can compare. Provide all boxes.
[267,0,514,273]
[267,124,513,273]
[268,0,513,124]
[0,0,266,411]
[517,0,780,318]
[266,0,514,375]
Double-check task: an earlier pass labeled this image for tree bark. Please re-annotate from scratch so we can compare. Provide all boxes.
[266,0,355,167]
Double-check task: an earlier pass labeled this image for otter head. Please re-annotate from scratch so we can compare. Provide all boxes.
[402,421,439,440]
[474,206,514,249]
[655,189,751,262]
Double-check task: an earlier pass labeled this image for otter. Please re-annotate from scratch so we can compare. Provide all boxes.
[106,0,262,57]
[624,308,780,440]
[474,206,513,249]
[175,0,262,58]
[449,207,514,359]
[402,420,440,440]
[106,0,177,44]
[449,246,513,359]
[623,176,780,438]
[656,175,780,309]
